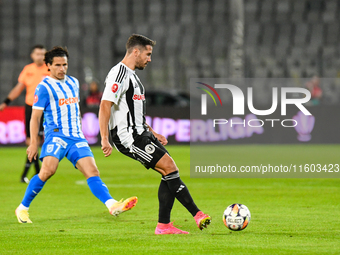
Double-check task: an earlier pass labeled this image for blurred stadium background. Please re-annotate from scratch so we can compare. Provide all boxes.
[0,2,339,254]
[0,0,339,145]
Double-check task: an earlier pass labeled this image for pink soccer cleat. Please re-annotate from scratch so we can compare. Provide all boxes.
[194,211,211,230]
[155,222,189,235]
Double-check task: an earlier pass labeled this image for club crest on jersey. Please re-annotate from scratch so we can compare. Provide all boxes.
[33,95,38,104]
[47,144,54,153]
[133,94,145,101]
[145,144,155,154]
[59,97,79,106]
[111,83,118,93]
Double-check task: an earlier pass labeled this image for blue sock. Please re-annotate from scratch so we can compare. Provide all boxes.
[21,174,46,207]
[87,176,113,204]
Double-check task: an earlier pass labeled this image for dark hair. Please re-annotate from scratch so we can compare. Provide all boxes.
[126,34,156,52]
[44,46,69,65]
[30,44,45,54]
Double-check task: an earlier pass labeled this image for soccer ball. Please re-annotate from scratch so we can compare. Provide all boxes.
[223,203,251,231]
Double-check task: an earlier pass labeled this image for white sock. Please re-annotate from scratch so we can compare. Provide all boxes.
[18,203,29,211]
[105,198,117,209]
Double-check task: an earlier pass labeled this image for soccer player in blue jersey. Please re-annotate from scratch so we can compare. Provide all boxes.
[15,47,138,223]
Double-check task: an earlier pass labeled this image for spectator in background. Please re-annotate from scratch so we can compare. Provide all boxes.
[0,45,49,183]
[86,81,102,107]
[306,76,322,105]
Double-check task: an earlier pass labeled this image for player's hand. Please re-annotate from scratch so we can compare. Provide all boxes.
[154,133,168,146]
[27,144,38,162]
[0,103,6,111]
[101,139,112,157]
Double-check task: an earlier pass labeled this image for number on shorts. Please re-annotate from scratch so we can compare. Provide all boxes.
[54,143,61,155]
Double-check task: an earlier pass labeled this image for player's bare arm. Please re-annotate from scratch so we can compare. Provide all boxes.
[99,100,114,157]
[0,82,25,111]
[146,123,168,146]
[27,108,43,162]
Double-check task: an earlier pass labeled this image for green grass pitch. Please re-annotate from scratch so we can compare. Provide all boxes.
[0,145,339,255]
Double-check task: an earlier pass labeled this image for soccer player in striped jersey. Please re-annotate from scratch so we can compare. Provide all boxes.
[99,34,211,234]
[15,47,137,224]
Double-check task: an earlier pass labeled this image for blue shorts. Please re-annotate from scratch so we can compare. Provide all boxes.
[40,135,94,168]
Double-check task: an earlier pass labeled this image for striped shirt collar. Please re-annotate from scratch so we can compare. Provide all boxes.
[119,62,135,73]
[47,75,67,83]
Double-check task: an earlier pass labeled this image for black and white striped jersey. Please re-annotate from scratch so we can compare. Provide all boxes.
[102,62,147,149]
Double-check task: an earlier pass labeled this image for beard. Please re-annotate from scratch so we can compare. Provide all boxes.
[135,58,147,70]
[136,65,145,70]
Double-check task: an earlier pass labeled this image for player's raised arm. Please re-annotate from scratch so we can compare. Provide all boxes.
[27,109,43,162]
[99,100,114,157]
[0,82,25,111]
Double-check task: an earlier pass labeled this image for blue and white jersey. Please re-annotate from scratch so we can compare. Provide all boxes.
[32,75,85,139]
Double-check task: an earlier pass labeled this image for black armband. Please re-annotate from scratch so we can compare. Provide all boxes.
[4,97,11,105]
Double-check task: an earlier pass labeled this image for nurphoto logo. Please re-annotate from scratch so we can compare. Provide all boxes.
[197,82,312,128]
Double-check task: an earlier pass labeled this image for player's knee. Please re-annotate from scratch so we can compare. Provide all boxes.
[38,167,56,181]
[83,166,100,178]
[162,161,178,175]
[163,168,178,176]
[155,154,178,175]
[91,167,100,177]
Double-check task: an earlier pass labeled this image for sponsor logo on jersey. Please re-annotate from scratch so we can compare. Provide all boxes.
[133,94,145,101]
[58,97,79,106]
[75,142,89,148]
[33,95,39,104]
[112,83,118,93]
[52,137,68,148]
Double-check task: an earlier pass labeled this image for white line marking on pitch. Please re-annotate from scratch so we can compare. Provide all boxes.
[75,180,157,188]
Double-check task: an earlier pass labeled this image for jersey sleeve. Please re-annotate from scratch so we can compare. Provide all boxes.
[18,66,27,84]
[32,84,49,110]
[101,72,128,105]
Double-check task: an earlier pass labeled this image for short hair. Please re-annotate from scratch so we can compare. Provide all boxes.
[126,34,156,52]
[30,44,45,54]
[44,46,69,65]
